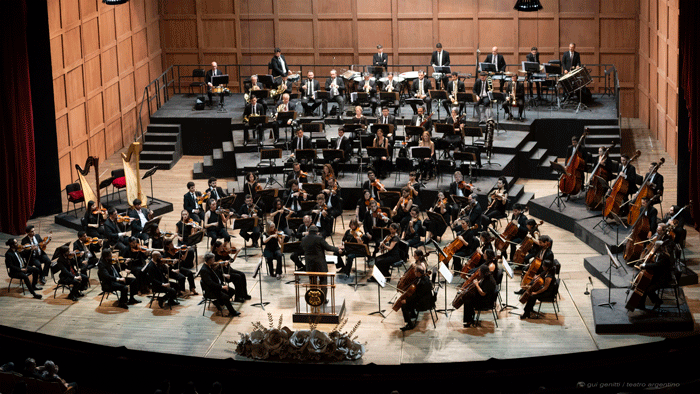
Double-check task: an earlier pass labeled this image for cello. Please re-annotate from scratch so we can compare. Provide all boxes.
[584,142,615,210]
[520,240,550,288]
[494,221,518,252]
[627,158,664,225]
[602,150,641,219]
[512,221,544,267]
[624,241,663,311]
[558,131,588,195]
[438,224,477,266]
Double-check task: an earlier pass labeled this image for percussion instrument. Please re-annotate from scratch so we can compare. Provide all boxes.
[212,86,229,94]
[353,75,376,83]
[399,71,420,80]
[558,66,592,94]
[288,73,301,83]
[379,76,404,84]
[341,70,360,80]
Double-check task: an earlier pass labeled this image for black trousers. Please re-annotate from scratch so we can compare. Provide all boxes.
[207,288,236,314]
[60,273,89,297]
[264,249,283,276]
[375,253,401,278]
[104,277,135,304]
[207,226,231,244]
[10,267,41,295]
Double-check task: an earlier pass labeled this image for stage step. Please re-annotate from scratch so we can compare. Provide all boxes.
[193,140,240,179]
[139,123,183,170]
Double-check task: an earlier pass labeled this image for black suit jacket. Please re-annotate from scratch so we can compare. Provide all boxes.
[331,136,353,161]
[301,79,321,99]
[325,77,345,97]
[562,51,581,72]
[377,114,396,127]
[301,233,338,273]
[199,263,224,298]
[205,68,223,86]
[205,186,227,201]
[620,163,639,195]
[243,103,265,118]
[643,172,664,196]
[410,114,432,131]
[144,261,168,287]
[431,50,451,67]
[382,79,400,93]
[270,55,289,77]
[412,78,433,96]
[291,135,312,151]
[5,249,27,276]
[372,53,388,69]
[128,207,150,235]
[472,78,490,98]
[526,52,540,64]
[505,81,525,100]
[21,234,47,259]
[183,192,202,214]
[358,80,377,95]
[103,218,125,246]
[55,256,77,281]
[447,80,464,94]
[483,54,506,72]
[404,275,433,311]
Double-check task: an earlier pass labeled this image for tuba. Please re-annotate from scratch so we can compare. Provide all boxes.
[270,83,286,98]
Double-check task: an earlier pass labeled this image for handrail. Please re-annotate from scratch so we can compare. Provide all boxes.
[136,65,176,142]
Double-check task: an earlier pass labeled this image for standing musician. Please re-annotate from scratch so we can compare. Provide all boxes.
[372,223,402,282]
[372,44,388,78]
[270,48,292,79]
[330,127,352,177]
[507,204,530,262]
[473,72,492,123]
[372,128,391,179]
[211,240,251,303]
[104,208,130,253]
[73,230,100,273]
[262,221,284,279]
[242,95,265,146]
[520,258,557,319]
[424,191,452,244]
[418,131,436,181]
[97,249,139,309]
[205,177,228,201]
[362,170,386,201]
[444,73,465,114]
[483,47,506,91]
[445,108,466,150]
[237,194,261,248]
[357,73,378,116]
[562,42,582,74]
[204,199,232,245]
[128,198,153,242]
[526,47,542,99]
[4,239,42,299]
[286,162,309,188]
[205,61,222,106]
[430,43,451,90]
[338,218,366,278]
[84,200,106,239]
[285,180,310,217]
[300,225,342,287]
[311,193,333,238]
[324,69,345,119]
[144,251,180,308]
[162,239,197,295]
[399,257,433,331]
[502,73,525,121]
[462,263,498,327]
[200,252,240,317]
[22,225,52,284]
[483,177,509,226]
[300,70,322,116]
[362,199,392,258]
[410,71,432,114]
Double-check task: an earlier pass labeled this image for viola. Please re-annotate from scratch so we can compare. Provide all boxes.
[558,131,588,195]
[603,150,641,219]
[364,197,376,207]
[39,231,53,251]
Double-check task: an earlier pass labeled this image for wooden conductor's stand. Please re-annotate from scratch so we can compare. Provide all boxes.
[293,271,346,324]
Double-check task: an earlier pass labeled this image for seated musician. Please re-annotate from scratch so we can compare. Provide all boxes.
[410,106,433,138]
[516,234,554,295]
[273,93,294,144]
[322,177,342,220]
[286,180,310,217]
[200,252,239,317]
[483,176,509,226]
[355,190,376,221]
[377,107,397,144]
[520,259,557,320]
[473,72,492,123]
[290,215,313,270]
[211,240,251,302]
[54,246,89,302]
[418,131,436,181]
[502,73,525,121]
[450,221,483,273]
[128,199,153,242]
[402,207,424,250]
[372,223,402,283]
[449,171,475,198]
[144,251,180,308]
[262,222,284,279]
[311,193,333,238]
[4,239,42,299]
[664,205,687,248]
[362,170,386,201]
[338,218,366,278]
[634,162,664,207]
[462,263,498,328]
[391,187,413,225]
[443,72,465,114]
[638,196,658,237]
[424,191,451,244]
[205,177,228,201]
[351,105,369,131]
[290,128,313,166]
[104,208,130,252]
[21,225,51,284]
[445,108,465,151]
[381,76,400,114]
[204,199,232,245]
[270,198,293,239]
[357,73,378,115]
[565,135,592,167]
[324,69,345,119]
[84,200,106,238]
[242,95,265,146]
[635,240,673,311]
[120,237,150,294]
[372,128,391,179]
[507,204,529,262]
[285,162,308,188]
[97,249,139,308]
[410,70,432,114]
[162,238,197,295]
[514,219,542,267]
[73,230,100,273]
[594,145,615,182]
[237,194,261,248]
[616,154,639,214]
[321,163,335,190]
[205,61,222,106]
[176,210,201,247]
[363,199,392,258]
[300,70,322,116]
[243,172,262,201]
[406,171,422,207]
[330,127,352,177]
[399,261,433,331]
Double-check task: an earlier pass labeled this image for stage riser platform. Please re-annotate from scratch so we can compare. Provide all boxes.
[591,289,694,334]
[583,254,698,288]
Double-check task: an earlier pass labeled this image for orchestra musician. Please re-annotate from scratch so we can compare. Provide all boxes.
[200,252,240,317]
[300,70,322,116]
[520,258,557,320]
[338,218,366,278]
[322,177,343,220]
[633,162,664,206]
[449,171,475,198]
[351,105,369,131]
[4,239,43,299]
[377,106,397,130]
[244,172,262,199]
[311,193,333,238]
[410,71,432,114]
[372,128,391,179]
[391,187,413,225]
[617,154,639,215]
[381,75,401,113]
[176,210,200,247]
[355,190,376,221]
[418,131,436,181]
[473,72,493,123]
[286,161,309,188]
[73,230,100,273]
[285,180,309,217]
[450,222,483,272]
[483,177,509,226]
[502,73,525,121]
[357,73,378,116]
[204,199,232,245]
[445,108,466,150]
[483,46,506,92]
[162,238,197,295]
[507,204,530,262]
[211,239,251,303]
[270,48,292,80]
[97,249,139,309]
[594,145,615,181]
[290,128,312,166]
[242,95,265,146]
[664,205,687,248]
[22,225,51,283]
[272,92,293,144]
[237,194,261,248]
[372,44,388,78]
[324,69,345,119]
[262,221,285,279]
[562,42,582,74]
[462,263,498,327]
[444,72,465,114]
[127,198,153,242]
[526,47,542,99]
[120,237,150,294]
[330,127,352,177]
[402,207,424,250]
[362,170,386,201]
[430,43,450,90]
[321,163,335,190]
[371,223,402,282]
[399,256,433,331]
[183,182,204,223]
[456,193,483,235]
[301,225,342,286]
[362,199,392,258]
[424,191,451,244]
[515,234,554,296]
[103,208,130,253]
[406,171,422,207]
[270,198,294,239]
[83,200,106,238]
[205,177,228,201]
[144,251,180,308]
[205,61,222,106]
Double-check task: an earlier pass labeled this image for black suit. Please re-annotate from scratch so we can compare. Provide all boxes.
[55,255,88,298]
[205,186,228,201]
[562,51,582,73]
[97,259,135,305]
[619,163,639,197]
[526,52,542,97]
[357,79,378,114]
[301,232,338,285]
[72,239,98,273]
[183,191,203,222]
[144,260,178,304]
[411,78,432,113]
[444,80,466,114]
[431,50,451,89]
[199,263,236,315]
[300,78,322,115]
[502,81,525,119]
[270,55,289,78]
[473,78,492,121]
[243,102,266,143]
[103,218,128,252]
[205,68,224,105]
[21,234,51,277]
[330,136,352,176]
[401,274,433,324]
[483,53,506,91]
[410,114,432,132]
[372,52,388,77]
[4,249,41,295]
[291,135,313,166]
[324,77,345,117]
[643,171,664,198]
[128,207,151,241]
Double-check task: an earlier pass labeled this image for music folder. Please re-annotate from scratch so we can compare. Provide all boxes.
[322,149,345,161]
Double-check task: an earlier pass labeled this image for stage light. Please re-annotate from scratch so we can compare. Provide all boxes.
[103,0,129,5]
[514,0,543,12]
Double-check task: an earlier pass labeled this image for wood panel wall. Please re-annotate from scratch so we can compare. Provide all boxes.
[159,0,639,116]
[49,0,162,189]
[638,0,679,162]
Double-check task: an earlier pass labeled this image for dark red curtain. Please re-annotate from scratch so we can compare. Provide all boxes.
[0,0,36,235]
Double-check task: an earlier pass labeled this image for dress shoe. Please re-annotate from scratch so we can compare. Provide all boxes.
[69,295,79,302]
[276,274,282,280]
[168,299,180,306]
[33,294,42,300]
[40,277,47,285]
[117,303,129,310]
[244,294,252,300]
[463,321,473,328]
[190,289,199,295]
[129,297,142,304]
[520,312,531,320]
[78,292,85,297]
[229,310,241,317]
[33,286,43,291]
[399,323,415,332]
[514,289,525,295]
[157,298,165,309]
[234,297,246,303]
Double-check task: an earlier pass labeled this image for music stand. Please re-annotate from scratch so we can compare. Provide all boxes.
[248,115,269,147]
[487,91,506,132]
[543,64,562,109]
[302,183,323,199]
[258,74,274,88]
[378,191,400,209]
[462,126,483,146]
[598,244,621,309]
[368,66,384,77]
[371,123,394,138]
[316,91,331,114]
[522,62,541,107]
[499,255,519,314]
[343,123,364,139]
[342,242,370,290]
[367,147,389,160]
[251,89,270,102]
[141,167,158,206]
[405,126,425,142]
[479,63,497,74]
[251,257,270,309]
[368,266,388,318]
[294,149,317,176]
[218,195,237,210]
[302,122,323,140]
[433,123,455,158]
[322,149,345,167]
[454,150,480,182]
[142,216,162,237]
[429,89,449,121]
[549,161,567,211]
[450,195,471,210]
[259,149,284,187]
[211,74,229,111]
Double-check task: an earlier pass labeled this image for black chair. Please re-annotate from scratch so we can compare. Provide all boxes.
[436,159,456,187]
[97,280,121,306]
[65,183,85,217]
[393,157,415,186]
[474,290,500,327]
[147,290,172,310]
[5,264,26,295]
[411,272,439,329]
[187,68,206,96]
[50,269,71,300]
[201,295,220,316]
[533,278,561,320]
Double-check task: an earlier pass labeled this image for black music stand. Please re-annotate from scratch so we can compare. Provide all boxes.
[549,161,567,211]
[451,195,471,210]
[316,91,331,116]
[368,66,384,77]
[258,149,284,187]
[322,149,345,165]
[248,115,269,148]
[232,217,258,260]
[367,147,389,160]
[258,74,274,89]
[256,188,279,215]
[599,244,622,309]
[405,125,425,143]
[342,242,370,290]
[522,61,541,107]
[251,257,270,310]
[302,122,323,140]
[429,89,449,121]
[141,166,158,206]
[479,63,497,74]
[379,191,400,210]
[211,74,229,111]
[433,123,456,158]
[142,216,162,238]
[544,64,562,109]
[499,255,519,314]
[251,89,270,102]
[463,126,483,147]
[218,195,237,210]
[487,91,506,132]
[276,111,296,148]
[294,148,317,177]
[457,92,475,116]
[371,123,394,138]
[302,183,323,199]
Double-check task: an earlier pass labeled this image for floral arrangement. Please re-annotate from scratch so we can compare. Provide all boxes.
[231,313,366,361]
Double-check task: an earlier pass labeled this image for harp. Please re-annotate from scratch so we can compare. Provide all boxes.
[75,156,100,207]
[121,142,148,208]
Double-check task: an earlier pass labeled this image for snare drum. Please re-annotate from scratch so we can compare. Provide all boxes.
[288,73,301,83]
[399,71,420,80]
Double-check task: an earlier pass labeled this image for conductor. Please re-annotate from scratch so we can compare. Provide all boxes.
[300,226,342,286]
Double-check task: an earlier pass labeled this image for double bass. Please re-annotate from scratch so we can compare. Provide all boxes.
[558,131,588,195]
[623,195,660,262]
[627,158,664,225]
[602,150,641,219]
[584,142,615,210]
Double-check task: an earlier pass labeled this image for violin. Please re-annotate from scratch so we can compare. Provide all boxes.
[131,245,151,254]
[371,179,386,191]
[92,207,108,215]
[39,231,53,251]
[117,214,136,223]
[197,192,211,205]
[185,218,202,229]
[372,209,389,221]
[364,197,377,207]
[215,208,232,216]
[458,181,472,191]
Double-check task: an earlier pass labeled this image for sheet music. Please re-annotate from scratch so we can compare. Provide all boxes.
[372,265,387,287]
[439,262,453,284]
